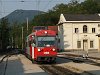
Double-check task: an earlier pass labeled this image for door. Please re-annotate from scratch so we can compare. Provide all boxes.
[83,40,88,51]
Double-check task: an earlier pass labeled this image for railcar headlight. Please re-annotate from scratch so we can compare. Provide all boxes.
[45,31,47,34]
[38,49,41,52]
[52,48,56,51]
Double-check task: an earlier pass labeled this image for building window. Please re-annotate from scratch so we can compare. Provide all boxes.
[77,41,81,48]
[75,28,78,33]
[98,24,100,27]
[92,28,95,33]
[90,41,93,48]
[83,25,87,33]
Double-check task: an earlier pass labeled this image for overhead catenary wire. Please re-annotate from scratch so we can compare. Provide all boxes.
[0,0,69,18]
[43,0,53,11]
[0,0,2,17]
[1,0,68,2]
[37,0,40,11]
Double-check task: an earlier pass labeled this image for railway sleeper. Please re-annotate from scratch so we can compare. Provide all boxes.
[52,65,80,75]
[37,57,56,62]
[40,65,64,75]
[72,57,84,63]
[40,65,80,75]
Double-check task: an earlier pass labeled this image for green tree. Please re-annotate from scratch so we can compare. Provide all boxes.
[81,0,100,14]
[10,22,21,48]
[31,0,100,27]
[0,18,9,51]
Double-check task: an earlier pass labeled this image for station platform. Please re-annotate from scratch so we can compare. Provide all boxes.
[58,50,100,58]
[58,61,100,75]
[58,50,100,75]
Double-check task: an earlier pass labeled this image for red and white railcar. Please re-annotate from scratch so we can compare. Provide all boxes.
[25,30,58,63]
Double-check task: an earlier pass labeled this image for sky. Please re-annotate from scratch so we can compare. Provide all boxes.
[0,0,84,18]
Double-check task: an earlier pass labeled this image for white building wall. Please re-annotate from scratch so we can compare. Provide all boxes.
[63,23,73,50]
[72,23,99,50]
[59,22,99,51]
[58,14,67,24]
[58,14,100,51]
[98,23,100,33]
[58,25,64,50]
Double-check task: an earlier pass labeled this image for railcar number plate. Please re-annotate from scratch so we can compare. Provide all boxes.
[44,52,49,54]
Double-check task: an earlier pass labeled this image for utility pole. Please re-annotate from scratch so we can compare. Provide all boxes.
[22,27,23,50]
[0,0,2,50]
[0,28,1,48]
[12,37,13,48]
[27,17,28,35]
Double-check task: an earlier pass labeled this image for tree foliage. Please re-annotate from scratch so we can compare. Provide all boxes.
[81,0,100,14]
[9,22,22,48]
[0,18,9,51]
[31,0,100,26]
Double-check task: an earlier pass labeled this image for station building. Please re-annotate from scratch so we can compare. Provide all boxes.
[58,14,100,51]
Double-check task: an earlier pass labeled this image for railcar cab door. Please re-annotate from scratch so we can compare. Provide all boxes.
[30,38,36,59]
[30,35,36,47]
[31,40,36,47]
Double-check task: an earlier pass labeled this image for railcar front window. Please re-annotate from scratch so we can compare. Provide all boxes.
[37,37,55,47]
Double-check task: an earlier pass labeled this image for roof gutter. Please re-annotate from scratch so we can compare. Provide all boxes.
[57,21,100,25]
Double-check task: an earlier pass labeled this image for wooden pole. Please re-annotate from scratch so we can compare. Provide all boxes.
[22,27,23,50]
[12,37,13,48]
[27,18,28,35]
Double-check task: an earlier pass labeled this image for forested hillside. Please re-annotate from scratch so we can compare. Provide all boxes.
[4,9,44,25]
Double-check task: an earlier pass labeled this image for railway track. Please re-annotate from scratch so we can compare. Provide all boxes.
[0,55,8,63]
[0,51,19,63]
[58,53,100,60]
[0,54,10,75]
[57,53,100,66]
[32,53,100,75]
[0,52,19,75]
[3,56,9,75]
[40,64,79,75]
[1,52,100,75]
